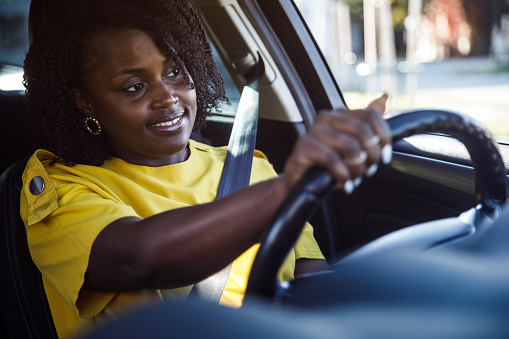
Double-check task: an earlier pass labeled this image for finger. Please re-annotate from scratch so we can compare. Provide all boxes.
[365,94,390,145]
[355,108,392,165]
[308,123,367,178]
[343,107,391,149]
[367,93,388,115]
[315,111,382,167]
[284,135,352,192]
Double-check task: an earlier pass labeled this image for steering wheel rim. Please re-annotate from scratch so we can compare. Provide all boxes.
[245,109,508,299]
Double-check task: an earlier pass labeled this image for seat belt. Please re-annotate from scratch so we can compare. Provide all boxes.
[189,56,264,303]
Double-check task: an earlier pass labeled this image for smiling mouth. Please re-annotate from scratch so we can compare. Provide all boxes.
[150,116,183,127]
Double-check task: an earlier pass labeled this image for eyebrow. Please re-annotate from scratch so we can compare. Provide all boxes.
[111,68,144,80]
[111,59,175,80]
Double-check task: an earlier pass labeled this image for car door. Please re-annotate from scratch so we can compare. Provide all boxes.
[196,0,509,261]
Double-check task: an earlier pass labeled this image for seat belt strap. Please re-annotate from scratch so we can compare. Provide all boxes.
[189,57,263,303]
[216,84,259,198]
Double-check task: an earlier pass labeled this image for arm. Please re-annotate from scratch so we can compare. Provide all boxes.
[85,176,289,291]
[295,259,330,277]
[85,96,391,292]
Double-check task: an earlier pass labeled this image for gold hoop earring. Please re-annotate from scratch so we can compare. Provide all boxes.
[85,117,102,135]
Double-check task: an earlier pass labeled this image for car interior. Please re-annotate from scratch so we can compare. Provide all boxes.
[1,0,509,338]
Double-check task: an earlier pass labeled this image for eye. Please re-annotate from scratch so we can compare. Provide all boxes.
[124,82,145,93]
[165,67,183,79]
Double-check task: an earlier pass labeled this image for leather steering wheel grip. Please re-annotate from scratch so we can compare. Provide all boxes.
[245,109,508,299]
[389,109,507,209]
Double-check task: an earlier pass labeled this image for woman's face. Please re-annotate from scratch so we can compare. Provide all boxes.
[74,29,197,167]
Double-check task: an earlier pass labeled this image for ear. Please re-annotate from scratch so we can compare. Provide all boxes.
[72,89,95,117]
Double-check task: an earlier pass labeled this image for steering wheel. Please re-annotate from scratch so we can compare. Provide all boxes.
[245,109,508,300]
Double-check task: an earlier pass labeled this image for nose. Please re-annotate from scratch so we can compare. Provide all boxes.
[151,82,178,109]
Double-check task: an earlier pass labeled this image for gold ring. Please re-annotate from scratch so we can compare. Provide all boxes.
[363,135,380,148]
[343,151,367,166]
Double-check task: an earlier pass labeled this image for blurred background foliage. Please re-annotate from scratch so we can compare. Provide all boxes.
[343,0,509,56]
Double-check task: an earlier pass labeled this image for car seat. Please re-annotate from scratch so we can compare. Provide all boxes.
[0,157,58,338]
[0,0,71,336]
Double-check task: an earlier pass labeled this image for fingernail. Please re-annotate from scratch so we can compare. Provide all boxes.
[366,163,378,177]
[344,180,354,195]
[382,144,393,164]
[354,177,363,188]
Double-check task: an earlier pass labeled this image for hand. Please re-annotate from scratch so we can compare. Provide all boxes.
[283,94,391,192]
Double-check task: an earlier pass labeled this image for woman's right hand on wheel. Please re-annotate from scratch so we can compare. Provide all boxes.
[282,94,392,193]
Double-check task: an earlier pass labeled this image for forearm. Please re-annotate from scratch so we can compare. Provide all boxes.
[86,176,289,291]
[295,259,329,277]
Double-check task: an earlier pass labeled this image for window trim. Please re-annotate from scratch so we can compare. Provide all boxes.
[240,0,347,126]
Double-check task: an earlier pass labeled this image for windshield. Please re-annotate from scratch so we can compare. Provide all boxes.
[294,0,509,141]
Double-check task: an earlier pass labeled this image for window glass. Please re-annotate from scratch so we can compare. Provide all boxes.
[294,0,509,141]
[0,0,30,67]
[0,0,30,93]
[210,42,241,116]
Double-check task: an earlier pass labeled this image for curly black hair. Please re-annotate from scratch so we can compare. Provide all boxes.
[23,0,227,166]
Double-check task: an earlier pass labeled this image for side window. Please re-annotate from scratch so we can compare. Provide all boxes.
[294,0,509,141]
[0,0,30,67]
[210,41,241,116]
[0,0,30,93]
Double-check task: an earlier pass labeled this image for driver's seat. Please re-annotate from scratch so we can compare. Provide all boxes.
[0,157,58,338]
[0,0,62,335]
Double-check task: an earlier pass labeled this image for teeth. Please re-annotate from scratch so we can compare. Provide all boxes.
[153,117,181,127]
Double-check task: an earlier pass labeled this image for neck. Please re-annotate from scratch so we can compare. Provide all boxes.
[115,145,190,167]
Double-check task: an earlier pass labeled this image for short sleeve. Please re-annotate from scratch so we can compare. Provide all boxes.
[21,155,140,318]
[294,222,325,260]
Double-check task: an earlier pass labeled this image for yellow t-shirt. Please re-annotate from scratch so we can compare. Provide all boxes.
[20,140,324,338]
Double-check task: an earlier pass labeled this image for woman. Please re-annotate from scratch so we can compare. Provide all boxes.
[21,0,390,337]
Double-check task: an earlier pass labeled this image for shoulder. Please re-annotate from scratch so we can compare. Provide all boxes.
[21,150,61,225]
[24,149,60,175]
[21,150,120,225]
[23,149,111,186]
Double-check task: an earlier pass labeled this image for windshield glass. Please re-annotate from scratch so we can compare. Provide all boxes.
[294,0,509,141]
